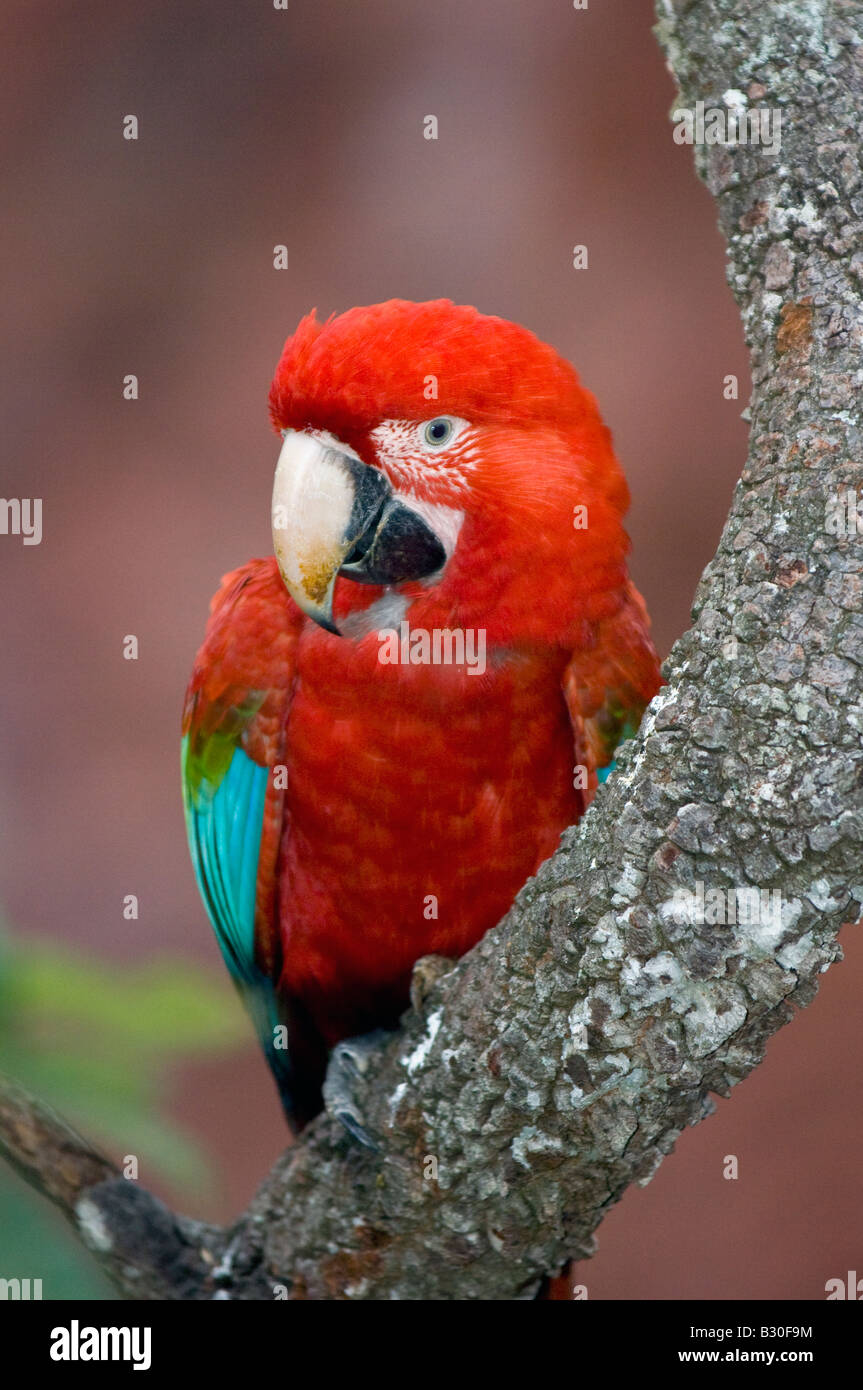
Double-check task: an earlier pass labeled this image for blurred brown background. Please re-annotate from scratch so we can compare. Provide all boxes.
[1,0,860,1299]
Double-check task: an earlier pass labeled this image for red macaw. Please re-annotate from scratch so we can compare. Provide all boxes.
[182,299,660,1132]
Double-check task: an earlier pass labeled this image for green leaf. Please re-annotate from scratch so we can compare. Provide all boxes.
[0,926,245,1198]
[6,947,248,1054]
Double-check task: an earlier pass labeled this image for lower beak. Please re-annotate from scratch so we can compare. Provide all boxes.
[271,430,446,633]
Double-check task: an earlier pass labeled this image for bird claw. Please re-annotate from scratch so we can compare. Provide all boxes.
[409,954,457,1013]
[323,1028,391,1150]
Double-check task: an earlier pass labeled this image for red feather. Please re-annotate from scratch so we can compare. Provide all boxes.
[186,300,661,1121]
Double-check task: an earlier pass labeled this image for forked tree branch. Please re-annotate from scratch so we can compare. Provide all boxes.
[2,0,862,1298]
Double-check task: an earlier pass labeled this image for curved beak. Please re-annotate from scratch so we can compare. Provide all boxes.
[271,430,446,634]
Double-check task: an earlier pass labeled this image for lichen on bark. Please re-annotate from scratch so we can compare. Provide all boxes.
[2,0,862,1300]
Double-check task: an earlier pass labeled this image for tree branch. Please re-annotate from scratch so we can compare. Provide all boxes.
[3,0,862,1298]
[0,1074,230,1300]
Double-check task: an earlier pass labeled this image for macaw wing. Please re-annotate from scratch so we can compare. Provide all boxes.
[563,582,661,794]
[181,558,303,1119]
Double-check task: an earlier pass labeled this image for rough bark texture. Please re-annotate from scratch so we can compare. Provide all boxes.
[0,1074,225,1300]
[2,0,862,1299]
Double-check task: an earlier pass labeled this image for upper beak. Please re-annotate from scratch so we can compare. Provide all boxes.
[271,430,446,633]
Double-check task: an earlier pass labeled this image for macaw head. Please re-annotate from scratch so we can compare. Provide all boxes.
[268,299,632,650]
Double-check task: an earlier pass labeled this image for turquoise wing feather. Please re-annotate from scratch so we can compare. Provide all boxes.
[181,722,294,1114]
[182,735,268,987]
[181,559,307,1123]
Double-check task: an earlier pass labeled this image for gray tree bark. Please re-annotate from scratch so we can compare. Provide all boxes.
[2,0,862,1298]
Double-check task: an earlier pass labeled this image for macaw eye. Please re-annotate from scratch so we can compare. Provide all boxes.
[422,417,456,448]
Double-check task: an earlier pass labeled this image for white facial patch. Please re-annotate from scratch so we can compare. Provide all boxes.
[369,418,479,498]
